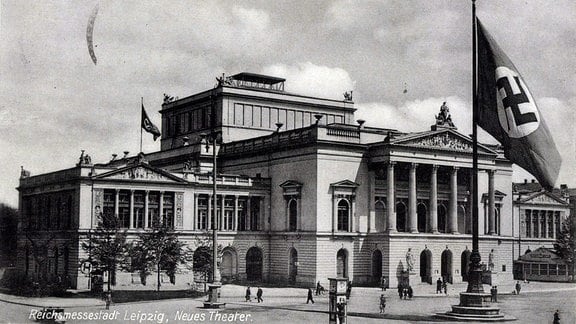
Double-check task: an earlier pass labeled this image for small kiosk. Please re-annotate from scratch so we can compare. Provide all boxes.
[329,277,348,324]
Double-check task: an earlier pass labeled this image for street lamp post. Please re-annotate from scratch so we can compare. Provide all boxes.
[203,92,224,309]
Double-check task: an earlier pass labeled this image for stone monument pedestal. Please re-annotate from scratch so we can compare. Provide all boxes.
[203,283,225,309]
[435,292,515,321]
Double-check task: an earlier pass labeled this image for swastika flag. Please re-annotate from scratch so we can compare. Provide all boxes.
[141,104,161,141]
[477,19,561,190]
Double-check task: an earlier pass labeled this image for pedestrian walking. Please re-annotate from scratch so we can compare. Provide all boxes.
[515,281,521,295]
[380,277,387,291]
[553,309,560,324]
[306,287,315,304]
[245,286,251,302]
[407,286,413,299]
[398,285,403,299]
[104,291,112,310]
[436,277,442,294]
[442,280,448,295]
[379,294,386,313]
[494,286,498,302]
[490,286,497,302]
[256,287,263,303]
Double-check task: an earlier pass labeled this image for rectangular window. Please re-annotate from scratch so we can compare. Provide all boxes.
[304,112,311,127]
[335,115,344,124]
[163,193,174,228]
[119,191,130,228]
[539,263,547,276]
[262,107,270,128]
[134,191,144,228]
[235,104,243,125]
[501,265,506,272]
[148,192,159,228]
[295,111,303,129]
[253,106,261,127]
[103,190,115,227]
[327,115,335,124]
[244,105,252,126]
[548,264,557,276]
[278,109,286,127]
[525,211,532,238]
[197,196,208,230]
[548,214,554,238]
[237,199,246,231]
[270,108,278,126]
[286,110,294,130]
[250,197,260,231]
[223,198,234,231]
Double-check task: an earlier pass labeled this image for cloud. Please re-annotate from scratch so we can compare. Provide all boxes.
[261,62,354,99]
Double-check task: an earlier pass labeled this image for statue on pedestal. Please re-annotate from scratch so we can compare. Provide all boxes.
[406,248,414,273]
[435,102,455,127]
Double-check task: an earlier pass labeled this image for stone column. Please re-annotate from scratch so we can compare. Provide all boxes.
[409,163,418,233]
[449,167,459,233]
[144,191,149,228]
[234,195,239,231]
[246,197,251,231]
[114,189,120,218]
[488,170,496,235]
[387,162,396,232]
[193,193,199,230]
[220,195,225,230]
[129,190,135,229]
[159,191,164,226]
[429,165,439,233]
[535,210,541,238]
[552,212,558,239]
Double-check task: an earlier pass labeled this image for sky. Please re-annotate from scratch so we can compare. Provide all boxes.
[0,0,574,207]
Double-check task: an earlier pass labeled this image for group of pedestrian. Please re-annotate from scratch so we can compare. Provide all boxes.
[490,285,498,302]
[245,286,263,303]
[397,285,413,299]
[435,277,448,294]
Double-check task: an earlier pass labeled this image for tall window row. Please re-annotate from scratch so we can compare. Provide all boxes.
[231,103,344,131]
[524,209,562,239]
[22,192,74,231]
[101,189,175,229]
[196,194,262,231]
[164,105,211,137]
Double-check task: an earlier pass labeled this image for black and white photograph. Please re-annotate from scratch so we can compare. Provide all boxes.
[0,1,575,323]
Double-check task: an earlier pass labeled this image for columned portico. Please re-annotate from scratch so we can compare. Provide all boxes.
[429,165,439,233]
[408,163,418,233]
[387,162,396,232]
[449,167,458,234]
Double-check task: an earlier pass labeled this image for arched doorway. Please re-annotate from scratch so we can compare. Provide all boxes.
[289,248,298,283]
[337,249,348,278]
[461,249,471,282]
[221,248,238,282]
[246,247,263,281]
[441,249,453,283]
[375,201,386,232]
[193,246,212,283]
[396,202,407,232]
[420,249,432,284]
[371,250,382,285]
[417,203,427,233]
[438,204,447,233]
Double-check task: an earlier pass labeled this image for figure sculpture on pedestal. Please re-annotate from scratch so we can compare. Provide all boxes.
[406,248,414,273]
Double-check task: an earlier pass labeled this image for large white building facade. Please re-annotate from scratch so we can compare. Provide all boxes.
[19,73,563,290]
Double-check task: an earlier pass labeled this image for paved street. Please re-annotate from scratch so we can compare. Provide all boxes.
[1,282,574,323]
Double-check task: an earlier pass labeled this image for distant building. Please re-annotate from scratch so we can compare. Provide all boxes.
[17,72,565,290]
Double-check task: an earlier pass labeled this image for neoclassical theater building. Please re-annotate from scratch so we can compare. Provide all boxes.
[18,72,540,289]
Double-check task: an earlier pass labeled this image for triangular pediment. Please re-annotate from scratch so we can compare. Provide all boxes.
[279,180,303,189]
[392,129,497,155]
[519,191,568,205]
[330,179,360,188]
[93,163,187,183]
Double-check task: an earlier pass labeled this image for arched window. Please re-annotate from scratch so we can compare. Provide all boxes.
[438,204,447,233]
[338,200,350,231]
[288,199,298,231]
[289,248,298,283]
[375,200,386,232]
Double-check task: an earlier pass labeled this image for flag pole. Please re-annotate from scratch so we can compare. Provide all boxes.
[140,97,143,153]
[466,0,484,294]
